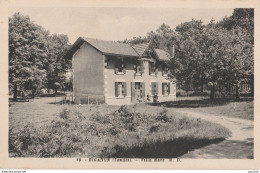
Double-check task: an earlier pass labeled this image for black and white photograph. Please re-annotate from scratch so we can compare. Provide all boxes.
[0,0,259,170]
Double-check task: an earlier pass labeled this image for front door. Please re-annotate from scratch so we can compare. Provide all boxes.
[135,82,142,101]
[131,82,145,103]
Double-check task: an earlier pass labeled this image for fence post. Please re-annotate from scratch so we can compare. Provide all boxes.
[87,96,89,105]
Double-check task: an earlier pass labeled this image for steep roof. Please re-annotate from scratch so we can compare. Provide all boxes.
[65,37,139,59]
[82,37,139,57]
[65,37,172,61]
[154,48,171,61]
[131,43,150,56]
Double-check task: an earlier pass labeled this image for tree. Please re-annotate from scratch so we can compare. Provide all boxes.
[217,8,254,98]
[45,34,71,95]
[9,13,71,100]
[9,13,49,100]
[172,11,253,100]
[121,9,253,100]
[171,19,206,93]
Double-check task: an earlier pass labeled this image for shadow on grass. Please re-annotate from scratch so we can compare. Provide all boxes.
[105,137,225,158]
[148,97,254,108]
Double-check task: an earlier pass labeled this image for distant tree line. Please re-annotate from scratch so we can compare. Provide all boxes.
[123,8,254,100]
[9,12,72,101]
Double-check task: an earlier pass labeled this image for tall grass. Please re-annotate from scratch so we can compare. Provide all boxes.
[9,105,231,157]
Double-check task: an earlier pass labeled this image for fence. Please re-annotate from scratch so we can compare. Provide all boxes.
[54,94,105,105]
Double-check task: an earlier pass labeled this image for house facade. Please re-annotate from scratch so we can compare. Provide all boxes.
[66,37,176,105]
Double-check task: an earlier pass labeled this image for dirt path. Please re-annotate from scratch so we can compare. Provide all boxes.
[175,109,254,159]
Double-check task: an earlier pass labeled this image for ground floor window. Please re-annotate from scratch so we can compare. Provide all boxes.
[162,83,170,95]
[115,82,127,97]
[151,82,158,96]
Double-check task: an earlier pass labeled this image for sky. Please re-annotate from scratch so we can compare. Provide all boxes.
[9,7,234,44]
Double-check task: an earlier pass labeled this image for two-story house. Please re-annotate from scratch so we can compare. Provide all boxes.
[65,37,176,105]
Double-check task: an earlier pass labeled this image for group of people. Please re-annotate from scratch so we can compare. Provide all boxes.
[136,93,158,103]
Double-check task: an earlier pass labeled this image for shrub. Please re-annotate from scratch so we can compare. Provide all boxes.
[9,105,231,158]
[149,123,161,133]
[58,107,70,120]
[155,106,171,123]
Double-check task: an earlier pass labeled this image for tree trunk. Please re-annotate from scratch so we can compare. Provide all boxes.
[13,84,17,102]
[210,85,215,100]
[200,82,203,93]
[235,83,240,101]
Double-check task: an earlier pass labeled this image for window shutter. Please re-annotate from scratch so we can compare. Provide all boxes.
[168,83,171,94]
[155,82,158,95]
[131,82,135,102]
[134,64,137,73]
[123,82,127,97]
[123,60,126,68]
[149,62,151,75]
[141,82,145,99]
[155,68,158,76]
[115,82,118,97]
[151,82,154,95]
[115,61,118,74]
[123,60,126,74]
[137,66,140,74]
[162,83,165,95]
[140,62,144,74]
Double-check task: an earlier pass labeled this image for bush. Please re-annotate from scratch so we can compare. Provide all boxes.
[59,108,71,120]
[9,105,231,158]
[155,106,171,123]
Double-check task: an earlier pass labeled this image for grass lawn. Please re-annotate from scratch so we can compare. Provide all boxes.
[190,101,254,120]
[152,97,254,120]
[9,97,231,158]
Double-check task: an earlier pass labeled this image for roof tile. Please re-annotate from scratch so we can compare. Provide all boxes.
[82,37,139,57]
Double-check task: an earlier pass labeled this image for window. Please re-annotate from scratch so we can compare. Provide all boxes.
[115,58,126,74]
[149,62,155,75]
[115,82,127,97]
[162,65,169,76]
[162,83,170,96]
[151,82,158,96]
[149,62,159,76]
[134,61,144,75]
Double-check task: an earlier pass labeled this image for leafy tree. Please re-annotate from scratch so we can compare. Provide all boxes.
[124,23,175,54]
[9,13,71,100]
[171,19,206,92]
[120,9,254,100]
[217,8,254,97]
[45,34,71,95]
[9,12,48,100]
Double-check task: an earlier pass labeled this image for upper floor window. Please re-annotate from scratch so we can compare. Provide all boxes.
[115,82,127,97]
[149,62,158,75]
[134,61,144,75]
[162,83,170,96]
[115,58,126,74]
[162,65,169,76]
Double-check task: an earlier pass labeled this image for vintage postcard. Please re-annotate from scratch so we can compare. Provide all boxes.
[0,0,259,170]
